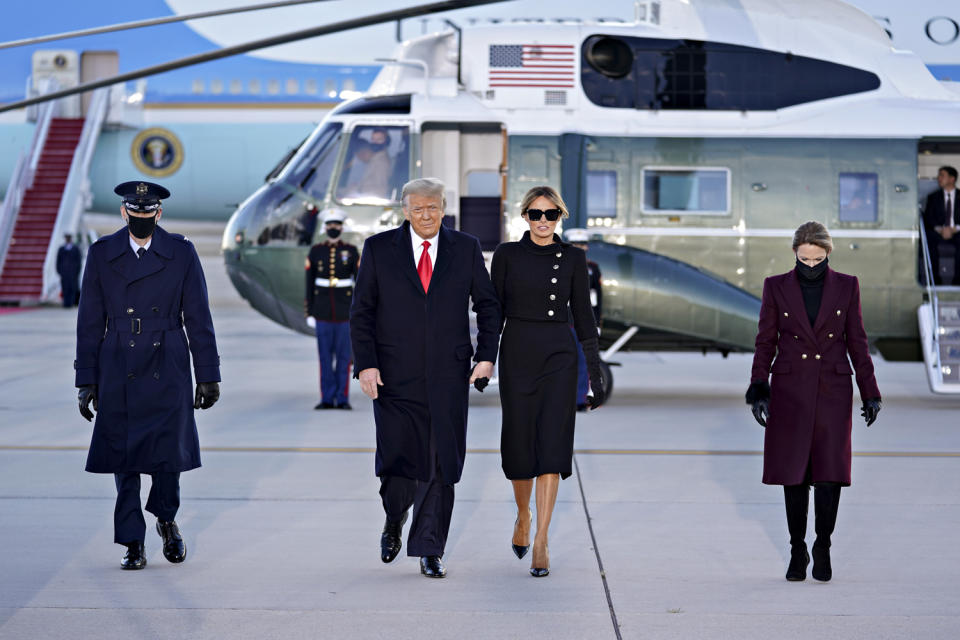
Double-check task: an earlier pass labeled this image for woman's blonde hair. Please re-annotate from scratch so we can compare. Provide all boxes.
[792,221,833,253]
[519,185,570,219]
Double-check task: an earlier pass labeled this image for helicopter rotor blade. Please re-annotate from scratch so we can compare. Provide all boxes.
[0,0,338,51]
[0,0,512,114]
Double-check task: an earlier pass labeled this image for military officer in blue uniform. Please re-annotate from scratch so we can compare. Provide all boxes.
[305,208,359,409]
[56,233,82,307]
[75,181,221,570]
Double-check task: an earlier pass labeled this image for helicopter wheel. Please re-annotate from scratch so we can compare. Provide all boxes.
[600,360,613,400]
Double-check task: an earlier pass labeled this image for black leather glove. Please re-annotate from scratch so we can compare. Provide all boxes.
[861,398,881,427]
[78,385,98,422]
[470,365,489,392]
[751,399,769,427]
[581,335,605,410]
[194,382,220,410]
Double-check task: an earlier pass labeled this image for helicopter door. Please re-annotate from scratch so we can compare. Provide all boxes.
[421,123,505,250]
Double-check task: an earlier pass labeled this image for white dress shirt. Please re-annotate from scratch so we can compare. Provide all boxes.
[410,227,438,269]
[129,235,153,257]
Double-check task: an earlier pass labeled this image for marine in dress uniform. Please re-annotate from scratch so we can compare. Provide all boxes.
[56,233,82,307]
[305,208,359,410]
[75,181,221,570]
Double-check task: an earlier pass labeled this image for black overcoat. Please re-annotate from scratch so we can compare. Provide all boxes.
[350,222,501,484]
[75,226,221,474]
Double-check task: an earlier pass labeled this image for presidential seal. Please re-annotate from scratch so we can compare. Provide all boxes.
[130,128,184,178]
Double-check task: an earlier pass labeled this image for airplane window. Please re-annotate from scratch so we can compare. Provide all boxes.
[838,172,878,223]
[582,35,880,111]
[248,79,261,94]
[191,79,204,94]
[334,125,409,205]
[286,78,299,95]
[267,79,280,95]
[586,170,617,217]
[305,78,318,95]
[642,168,730,215]
[229,79,242,95]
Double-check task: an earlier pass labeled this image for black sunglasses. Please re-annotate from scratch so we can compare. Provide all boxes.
[525,208,562,221]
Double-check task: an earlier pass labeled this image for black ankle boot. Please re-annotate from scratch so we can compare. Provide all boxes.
[783,484,810,581]
[812,484,841,582]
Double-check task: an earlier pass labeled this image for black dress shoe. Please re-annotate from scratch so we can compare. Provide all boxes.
[380,512,408,563]
[785,546,810,581]
[529,567,549,577]
[314,402,335,410]
[811,545,832,582]
[512,543,529,560]
[420,555,446,578]
[337,402,352,410]
[120,541,146,570]
[156,520,187,563]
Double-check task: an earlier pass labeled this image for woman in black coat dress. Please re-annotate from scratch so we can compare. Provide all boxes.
[491,186,605,577]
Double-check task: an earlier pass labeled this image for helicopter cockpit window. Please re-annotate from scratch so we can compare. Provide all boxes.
[642,168,730,216]
[335,125,409,205]
[838,172,879,223]
[276,121,343,201]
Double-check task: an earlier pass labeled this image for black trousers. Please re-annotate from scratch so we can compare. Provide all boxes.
[113,472,180,544]
[60,276,78,307]
[379,421,454,557]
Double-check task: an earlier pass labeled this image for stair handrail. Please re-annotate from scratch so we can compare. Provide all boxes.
[0,153,27,277]
[41,87,110,303]
[0,83,59,278]
[918,209,943,378]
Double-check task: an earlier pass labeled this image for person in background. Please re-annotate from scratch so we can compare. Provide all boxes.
[565,228,603,411]
[746,221,881,583]
[921,165,960,284]
[75,181,220,570]
[57,233,82,307]
[305,208,359,410]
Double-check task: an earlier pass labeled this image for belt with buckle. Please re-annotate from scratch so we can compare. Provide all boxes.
[107,316,182,334]
[315,277,354,288]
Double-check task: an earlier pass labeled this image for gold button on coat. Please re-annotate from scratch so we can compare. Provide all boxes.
[126,307,134,315]
[836,310,841,316]
[801,354,808,360]
[815,354,821,360]
[784,312,789,317]
[547,310,555,317]
[828,333,834,338]
[551,277,557,283]
[555,252,562,258]
[549,294,556,300]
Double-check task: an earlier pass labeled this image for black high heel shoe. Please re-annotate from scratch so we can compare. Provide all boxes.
[512,510,532,559]
[530,541,549,577]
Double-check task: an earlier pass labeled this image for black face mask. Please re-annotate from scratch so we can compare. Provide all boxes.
[796,256,828,280]
[127,214,157,239]
[326,226,342,239]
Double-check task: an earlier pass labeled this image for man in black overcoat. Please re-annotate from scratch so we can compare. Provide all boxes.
[56,233,82,307]
[350,177,501,578]
[75,181,221,570]
[922,165,960,284]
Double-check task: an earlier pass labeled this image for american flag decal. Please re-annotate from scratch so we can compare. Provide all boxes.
[488,44,576,88]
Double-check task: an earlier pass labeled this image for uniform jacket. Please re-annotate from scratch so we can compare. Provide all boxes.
[305,240,359,322]
[750,268,880,486]
[349,221,501,484]
[57,243,82,278]
[75,226,220,474]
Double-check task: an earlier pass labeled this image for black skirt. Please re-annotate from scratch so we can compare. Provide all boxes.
[498,318,578,480]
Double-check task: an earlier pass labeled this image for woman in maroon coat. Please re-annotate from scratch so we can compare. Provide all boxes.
[746,221,881,583]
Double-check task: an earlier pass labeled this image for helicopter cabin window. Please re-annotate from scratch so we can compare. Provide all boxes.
[277,122,343,200]
[838,172,879,223]
[641,168,730,216]
[581,35,881,111]
[335,125,409,205]
[586,170,617,217]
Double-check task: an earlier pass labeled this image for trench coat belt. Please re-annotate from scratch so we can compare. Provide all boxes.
[315,277,354,288]
[107,316,182,335]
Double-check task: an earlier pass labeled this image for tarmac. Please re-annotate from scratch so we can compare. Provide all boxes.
[1,218,958,639]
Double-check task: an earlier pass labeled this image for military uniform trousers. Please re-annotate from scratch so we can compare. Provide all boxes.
[113,472,180,544]
[61,275,79,308]
[315,319,351,405]
[379,427,454,557]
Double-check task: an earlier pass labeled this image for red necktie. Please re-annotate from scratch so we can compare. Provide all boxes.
[417,240,432,293]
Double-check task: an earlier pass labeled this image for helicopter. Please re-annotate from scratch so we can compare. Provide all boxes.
[6,0,960,394]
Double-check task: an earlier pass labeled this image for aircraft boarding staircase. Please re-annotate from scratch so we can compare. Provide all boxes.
[917,212,960,394]
[0,88,109,305]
